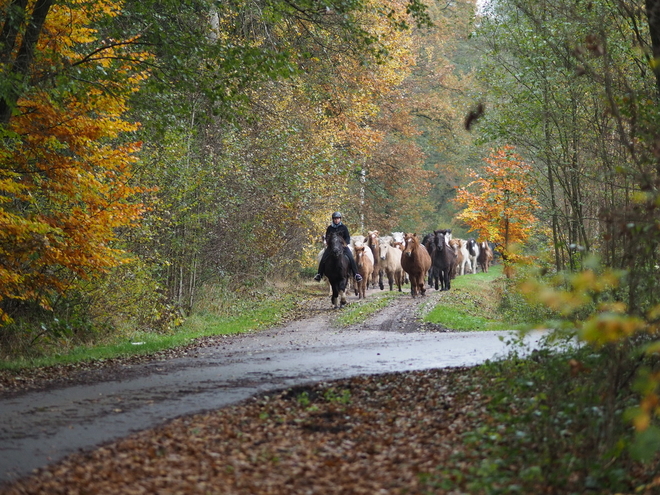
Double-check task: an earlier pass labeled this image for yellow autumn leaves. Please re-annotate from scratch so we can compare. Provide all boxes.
[0,0,150,321]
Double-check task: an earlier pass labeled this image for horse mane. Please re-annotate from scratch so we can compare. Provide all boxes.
[327,230,346,243]
[326,231,346,255]
[404,233,421,251]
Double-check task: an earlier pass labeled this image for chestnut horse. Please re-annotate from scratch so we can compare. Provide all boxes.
[322,231,350,308]
[477,241,494,273]
[401,233,431,297]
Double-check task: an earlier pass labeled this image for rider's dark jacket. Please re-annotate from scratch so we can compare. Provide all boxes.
[325,222,350,245]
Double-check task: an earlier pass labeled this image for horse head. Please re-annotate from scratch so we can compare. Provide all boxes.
[467,238,477,256]
[378,239,390,260]
[403,233,418,257]
[326,231,345,257]
[368,230,380,257]
[434,230,447,251]
[422,233,435,254]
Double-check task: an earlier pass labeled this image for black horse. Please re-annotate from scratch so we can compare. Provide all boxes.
[422,233,438,289]
[322,230,350,308]
[433,230,456,291]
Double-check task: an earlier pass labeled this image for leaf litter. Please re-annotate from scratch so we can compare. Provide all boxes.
[2,367,484,495]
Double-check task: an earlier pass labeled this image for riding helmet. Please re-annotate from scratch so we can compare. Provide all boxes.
[332,212,342,219]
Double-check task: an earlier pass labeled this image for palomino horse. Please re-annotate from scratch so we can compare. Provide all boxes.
[378,238,405,292]
[354,244,373,300]
[401,233,431,297]
[322,230,350,308]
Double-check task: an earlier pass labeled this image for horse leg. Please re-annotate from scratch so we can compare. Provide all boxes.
[331,284,339,308]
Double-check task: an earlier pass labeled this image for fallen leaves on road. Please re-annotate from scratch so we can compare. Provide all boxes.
[2,367,485,495]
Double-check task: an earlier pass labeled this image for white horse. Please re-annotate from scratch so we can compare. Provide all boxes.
[465,238,480,274]
[379,238,405,292]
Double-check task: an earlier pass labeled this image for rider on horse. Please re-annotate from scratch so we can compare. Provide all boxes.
[313,212,363,283]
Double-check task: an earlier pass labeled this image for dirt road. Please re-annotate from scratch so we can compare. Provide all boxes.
[0,289,545,486]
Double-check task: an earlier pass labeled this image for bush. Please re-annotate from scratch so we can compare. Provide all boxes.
[429,340,658,494]
[499,268,559,325]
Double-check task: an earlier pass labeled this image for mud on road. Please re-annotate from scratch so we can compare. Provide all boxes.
[0,287,542,486]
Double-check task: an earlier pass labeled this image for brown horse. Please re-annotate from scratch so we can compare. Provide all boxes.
[401,233,431,297]
[477,241,494,273]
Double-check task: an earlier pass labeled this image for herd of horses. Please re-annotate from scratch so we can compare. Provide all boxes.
[318,230,494,308]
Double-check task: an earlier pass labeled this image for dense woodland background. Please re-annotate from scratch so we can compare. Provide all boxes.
[0,0,483,338]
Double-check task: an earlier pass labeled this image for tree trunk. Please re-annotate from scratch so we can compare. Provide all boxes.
[540,32,562,272]
[0,0,54,124]
[646,0,660,95]
[0,0,29,65]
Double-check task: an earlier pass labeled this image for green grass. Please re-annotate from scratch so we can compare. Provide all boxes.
[334,291,402,326]
[428,306,514,331]
[424,264,529,331]
[0,293,298,371]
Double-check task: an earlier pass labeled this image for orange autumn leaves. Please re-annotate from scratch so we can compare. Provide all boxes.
[0,0,149,321]
[454,145,541,268]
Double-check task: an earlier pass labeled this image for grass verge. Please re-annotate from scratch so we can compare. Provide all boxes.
[334,290,402,326]
[0,292,299,371]
[423,264,528,331]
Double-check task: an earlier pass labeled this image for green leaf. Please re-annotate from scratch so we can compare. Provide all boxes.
[629,425,660,463]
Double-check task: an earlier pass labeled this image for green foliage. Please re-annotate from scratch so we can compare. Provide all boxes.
[426,306,522,331]
[118,0,431,130]
[293,387,351,412]
[498,267,560,326]
[0,303,110,362]
[323,387,352,404]
[423,345,657,494]
[82,259,176,334]
[0,256,176,360]
[472,1,660,465]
